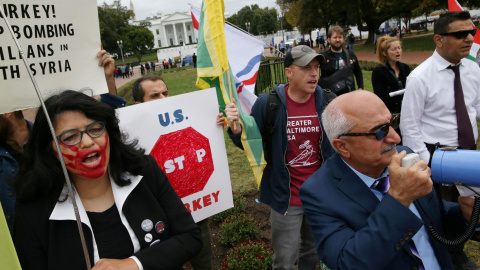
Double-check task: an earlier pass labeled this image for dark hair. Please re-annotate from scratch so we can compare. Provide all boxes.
[132,75,167,102]
[15,90,147,202]
[13,110,24,119]
[434,11,471,34]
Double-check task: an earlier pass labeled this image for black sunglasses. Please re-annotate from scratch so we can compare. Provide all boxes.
[438,29,477,39]
[338,114,400,141]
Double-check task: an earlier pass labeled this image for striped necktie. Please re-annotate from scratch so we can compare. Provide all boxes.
[372,175,425,270]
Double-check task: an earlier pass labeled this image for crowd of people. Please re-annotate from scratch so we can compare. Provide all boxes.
[1,10,480,270]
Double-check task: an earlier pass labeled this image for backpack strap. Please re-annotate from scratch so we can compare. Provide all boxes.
[264,89,280,164]
[322,88,337,104]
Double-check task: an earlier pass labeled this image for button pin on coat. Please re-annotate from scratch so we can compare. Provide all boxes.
[155,221,165,234]
[141,219,153,232]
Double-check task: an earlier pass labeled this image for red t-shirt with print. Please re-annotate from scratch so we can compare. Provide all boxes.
[284,85,323,206]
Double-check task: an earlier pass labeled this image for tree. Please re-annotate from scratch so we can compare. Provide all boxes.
[123,26,154,62]
[98,1,134,55]
[278,0,421,43]
[226,5,279,35]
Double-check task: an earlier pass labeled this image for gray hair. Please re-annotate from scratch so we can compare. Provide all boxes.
[321,102,355,151]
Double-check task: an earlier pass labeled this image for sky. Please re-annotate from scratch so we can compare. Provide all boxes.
[96,0,280,20]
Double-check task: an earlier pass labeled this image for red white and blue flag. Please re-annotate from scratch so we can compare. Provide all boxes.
[191,5,264,114]
[448,0,480,61]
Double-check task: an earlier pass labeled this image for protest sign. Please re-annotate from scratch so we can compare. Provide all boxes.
[116,88,233,222]
[0,0,107,114]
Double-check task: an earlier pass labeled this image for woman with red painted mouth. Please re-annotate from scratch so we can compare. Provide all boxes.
[372,35,411,143]
[14,90,202,270]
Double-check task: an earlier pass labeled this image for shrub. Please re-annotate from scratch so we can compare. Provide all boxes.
[222,240,273,270]
[212,192,246,222]
[218,213,259,246]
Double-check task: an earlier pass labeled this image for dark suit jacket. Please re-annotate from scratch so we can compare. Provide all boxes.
[14,155,201,270]
[299,146,466,270]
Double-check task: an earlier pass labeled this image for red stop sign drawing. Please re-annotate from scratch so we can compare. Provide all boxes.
[150,127,214,198]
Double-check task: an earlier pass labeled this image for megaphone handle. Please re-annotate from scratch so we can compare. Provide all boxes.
[426,196,480,247]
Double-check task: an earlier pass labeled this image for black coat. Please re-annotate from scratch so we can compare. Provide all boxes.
[372,62,411,113]
[319,48,364,90]
[14,155,202,270]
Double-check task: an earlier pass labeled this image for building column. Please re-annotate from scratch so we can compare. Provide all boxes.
[162,24,168,47]
[183,22,188,44]
[173,23,178,45]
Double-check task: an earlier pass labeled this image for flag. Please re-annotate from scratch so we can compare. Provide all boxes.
[0,203,21,270]
[195,0,266,186]
[191,5,264,115]
[448,0,480,61]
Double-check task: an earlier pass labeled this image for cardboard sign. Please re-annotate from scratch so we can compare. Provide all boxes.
[0,0,107,113]
[116,88,233,222]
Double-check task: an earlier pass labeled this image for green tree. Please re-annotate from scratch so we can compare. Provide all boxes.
[98,0,134,55]
[278,0,420,43]
[123,26,154,62]
[227,5,279,35]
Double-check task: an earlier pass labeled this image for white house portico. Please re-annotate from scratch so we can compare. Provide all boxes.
[133,12,196,49]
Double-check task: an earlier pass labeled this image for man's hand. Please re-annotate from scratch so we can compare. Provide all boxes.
[224,100,241,135]
[97,49,117,95]
[97,50,115,77]
[388,150,433,207]
[458,196,480,225]
[216,112,225,126]
[92,258,139,270]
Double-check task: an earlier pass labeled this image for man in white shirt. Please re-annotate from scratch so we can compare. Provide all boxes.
[400,11,480,270]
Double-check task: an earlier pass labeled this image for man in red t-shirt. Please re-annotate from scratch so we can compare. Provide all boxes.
[226,45,335,270]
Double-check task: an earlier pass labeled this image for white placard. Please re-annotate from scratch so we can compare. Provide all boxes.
[0,0,107,113]
[116,88,233,222]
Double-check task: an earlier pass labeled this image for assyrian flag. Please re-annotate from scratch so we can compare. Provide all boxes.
[448,0,480,61]
[195,0,266,186]
[191,5,264,115]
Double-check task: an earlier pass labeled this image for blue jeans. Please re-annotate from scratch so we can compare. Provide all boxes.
[271,206,318,270]
[348,43,354,51]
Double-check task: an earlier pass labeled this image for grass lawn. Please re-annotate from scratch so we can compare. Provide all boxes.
[116,47,480,266]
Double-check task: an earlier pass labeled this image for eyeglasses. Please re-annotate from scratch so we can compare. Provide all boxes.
[56,121,106,146]
[338,114,400,140]
[438,29,477,39]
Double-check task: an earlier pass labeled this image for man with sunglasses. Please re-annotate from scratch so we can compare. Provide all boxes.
[300,90,479,270]
[400,11,480,269]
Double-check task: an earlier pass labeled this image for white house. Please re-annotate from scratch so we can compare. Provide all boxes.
[132,11,196,48]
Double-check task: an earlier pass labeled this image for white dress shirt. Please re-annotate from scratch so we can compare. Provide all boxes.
[400,50,480,162]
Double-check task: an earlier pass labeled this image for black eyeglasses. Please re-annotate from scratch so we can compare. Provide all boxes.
[438,29,477,39]
[56,121,106,146]
[338,114,400,141]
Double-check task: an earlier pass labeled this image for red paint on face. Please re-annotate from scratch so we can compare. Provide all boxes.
[60,134,109,179]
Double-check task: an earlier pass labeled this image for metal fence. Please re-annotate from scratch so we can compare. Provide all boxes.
[254,58,288,96]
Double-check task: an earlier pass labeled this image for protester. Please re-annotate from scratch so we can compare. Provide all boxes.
[318,26,363,96]
[132,75,223,270]
[0,50,123,237]
[300,90,479,270]
[400,11,480,269]
[225,45,334,270]
[279,40,286,54]
[151,62,156,71]
[371,35,410,115]
[346,29,355,51]
[140,63,145,75]
[192,53,197,69]
[145,62,151,73]
[14,90,202,270]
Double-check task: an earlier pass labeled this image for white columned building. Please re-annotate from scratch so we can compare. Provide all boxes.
[132,12,196,49]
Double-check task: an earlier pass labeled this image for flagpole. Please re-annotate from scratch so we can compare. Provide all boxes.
[0,7,92,270]
[225,68,238,131]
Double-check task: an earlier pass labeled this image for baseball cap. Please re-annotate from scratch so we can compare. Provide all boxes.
[284,45,325,67]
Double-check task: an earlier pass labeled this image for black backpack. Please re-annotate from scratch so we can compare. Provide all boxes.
[263,88,336,163]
